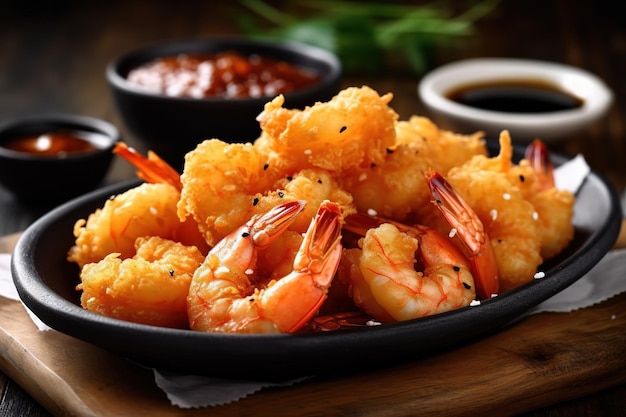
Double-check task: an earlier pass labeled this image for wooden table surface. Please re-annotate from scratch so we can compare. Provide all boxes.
[1,1,625,416]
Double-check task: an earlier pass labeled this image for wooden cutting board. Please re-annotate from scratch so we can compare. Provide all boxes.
[2,229,626,417]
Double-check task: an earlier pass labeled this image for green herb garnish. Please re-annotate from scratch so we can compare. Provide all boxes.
[237,0,500,75]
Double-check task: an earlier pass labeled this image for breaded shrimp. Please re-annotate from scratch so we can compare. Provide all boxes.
[515,139,575,259]
[418,132,543,292]
[187,200,343,333]
[338,116,487,221]
[77,236,205,328]
[177,139,283,246]
[339,143,436,221]
[253,168,356,233]
[395,116,488,175]
[256,86,398,173]
[67,182,208,268]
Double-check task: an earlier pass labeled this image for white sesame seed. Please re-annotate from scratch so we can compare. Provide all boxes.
[358,172,368,182]
[611,314,617,320]
[490,293,498,298]
[502,193,511,200]
[367,208,378,217]
[490,209,498,221]
[470,300,481,306]
[223,184,237,192]
[366,320,382,326]
[149,206,158,216]
[534,271,546,279]
[448,228,457,238]
[533,211,539,220]
[304,149,312,155]
[245,268,254,275]
[216,266,231,275]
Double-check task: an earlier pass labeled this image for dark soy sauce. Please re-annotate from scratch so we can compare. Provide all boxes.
[445,79,584,113]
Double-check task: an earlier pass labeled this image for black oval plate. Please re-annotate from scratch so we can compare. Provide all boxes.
[11,148,622,380]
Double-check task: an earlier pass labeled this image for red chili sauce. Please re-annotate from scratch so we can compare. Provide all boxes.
[126,51,322,99]
[2,132,96,157]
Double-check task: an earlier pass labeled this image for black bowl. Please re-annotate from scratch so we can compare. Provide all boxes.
[0,114,118,203]
[106,36,343,169]
[11,146,622,380]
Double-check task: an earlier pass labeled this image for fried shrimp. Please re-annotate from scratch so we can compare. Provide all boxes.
[256,86,398,173]
[425,170,499,298]
[187,200,343,333]
[67,182,208,268]
[254,168,356,233]
[420,132,543,292]
[66,86,577,332]
[394,116,488,175]
[339,143,436,220]
[338,116,487,221]
[78,236,205,328]
[516,139,575,259]
[177,139,283,246]
[341,222,475,322]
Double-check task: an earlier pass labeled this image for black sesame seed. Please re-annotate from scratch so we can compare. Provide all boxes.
[463,282,471,290]
[370,163,377,168]
[317,179,323,184]
[253,197,259,206]
[278,191,285,197]
[263,162,269,171]
[339,126,347,133]
[169,270,175,277]
[453,265,460,272]
[287,176,293,181]
[242,232,250,237]
[386,148,394,154]
[519,174,525,182]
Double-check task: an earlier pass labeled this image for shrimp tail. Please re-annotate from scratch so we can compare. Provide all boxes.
[524,139,555,190]
[425,169,500,299]
[263,200,343,332]
[187,199,341,333]
[113,142,183,191]
[342,212,389,235]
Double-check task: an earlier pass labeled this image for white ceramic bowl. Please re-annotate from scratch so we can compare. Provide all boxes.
[418,58,613,143]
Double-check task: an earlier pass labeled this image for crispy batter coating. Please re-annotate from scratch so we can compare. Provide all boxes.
[256,86,398,173]
[177,139,283,246]
[417,132,544,291]
[78,236,205,328]
[68,182,207,268]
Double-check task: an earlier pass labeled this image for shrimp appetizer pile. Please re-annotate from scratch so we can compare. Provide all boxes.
[67,86,575,333]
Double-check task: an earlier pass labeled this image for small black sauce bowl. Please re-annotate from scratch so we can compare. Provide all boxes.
[0,114,118,204]
[106,36,343,169]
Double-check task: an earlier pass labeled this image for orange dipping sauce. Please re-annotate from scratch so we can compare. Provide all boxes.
[2,132,96,157]
[126,51,322,99]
